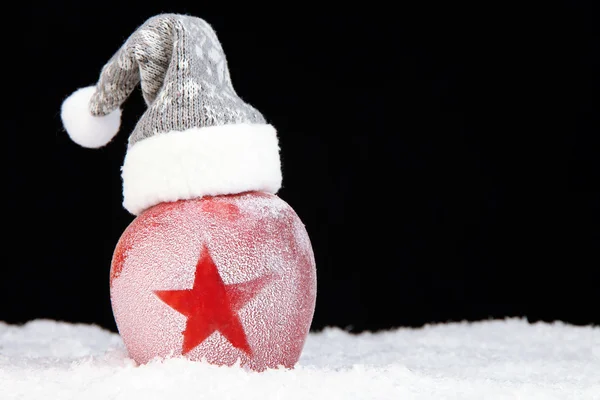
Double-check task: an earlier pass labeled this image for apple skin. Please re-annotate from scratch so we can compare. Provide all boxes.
[110,191,317,371]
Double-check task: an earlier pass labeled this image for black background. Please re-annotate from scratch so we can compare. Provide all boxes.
[7,2,597,333]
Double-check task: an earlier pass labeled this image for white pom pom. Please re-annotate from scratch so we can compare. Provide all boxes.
[60,86,122,149]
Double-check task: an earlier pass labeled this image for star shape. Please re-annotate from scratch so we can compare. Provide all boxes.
[155,244,273,356]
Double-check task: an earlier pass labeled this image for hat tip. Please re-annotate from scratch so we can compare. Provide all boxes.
[61,86,122,149]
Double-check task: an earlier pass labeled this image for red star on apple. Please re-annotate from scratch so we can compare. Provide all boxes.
[155,244,273,356]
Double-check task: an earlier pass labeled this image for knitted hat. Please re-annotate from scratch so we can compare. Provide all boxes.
[60,14,282,216]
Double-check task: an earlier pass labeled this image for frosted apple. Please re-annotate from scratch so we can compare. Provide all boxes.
[110,192,317,371]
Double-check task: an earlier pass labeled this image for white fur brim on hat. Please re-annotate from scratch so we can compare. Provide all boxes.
[121,123,282,215]
[60,86,121,148]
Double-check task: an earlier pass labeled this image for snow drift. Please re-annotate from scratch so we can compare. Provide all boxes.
[0,318,598,399]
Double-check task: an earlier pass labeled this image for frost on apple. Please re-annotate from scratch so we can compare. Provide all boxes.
[110,191,317,370]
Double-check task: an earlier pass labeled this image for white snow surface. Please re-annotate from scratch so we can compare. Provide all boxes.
[0,318,598,400]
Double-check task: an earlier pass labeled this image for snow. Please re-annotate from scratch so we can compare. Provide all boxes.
[0,319,598,400]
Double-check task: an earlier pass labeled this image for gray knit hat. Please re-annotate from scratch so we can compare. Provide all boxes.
[61,13,282,215]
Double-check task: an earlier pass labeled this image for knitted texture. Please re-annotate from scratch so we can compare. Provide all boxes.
[89,14,266,148]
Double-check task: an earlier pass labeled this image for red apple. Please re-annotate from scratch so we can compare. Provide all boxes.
[110,191,317,371]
